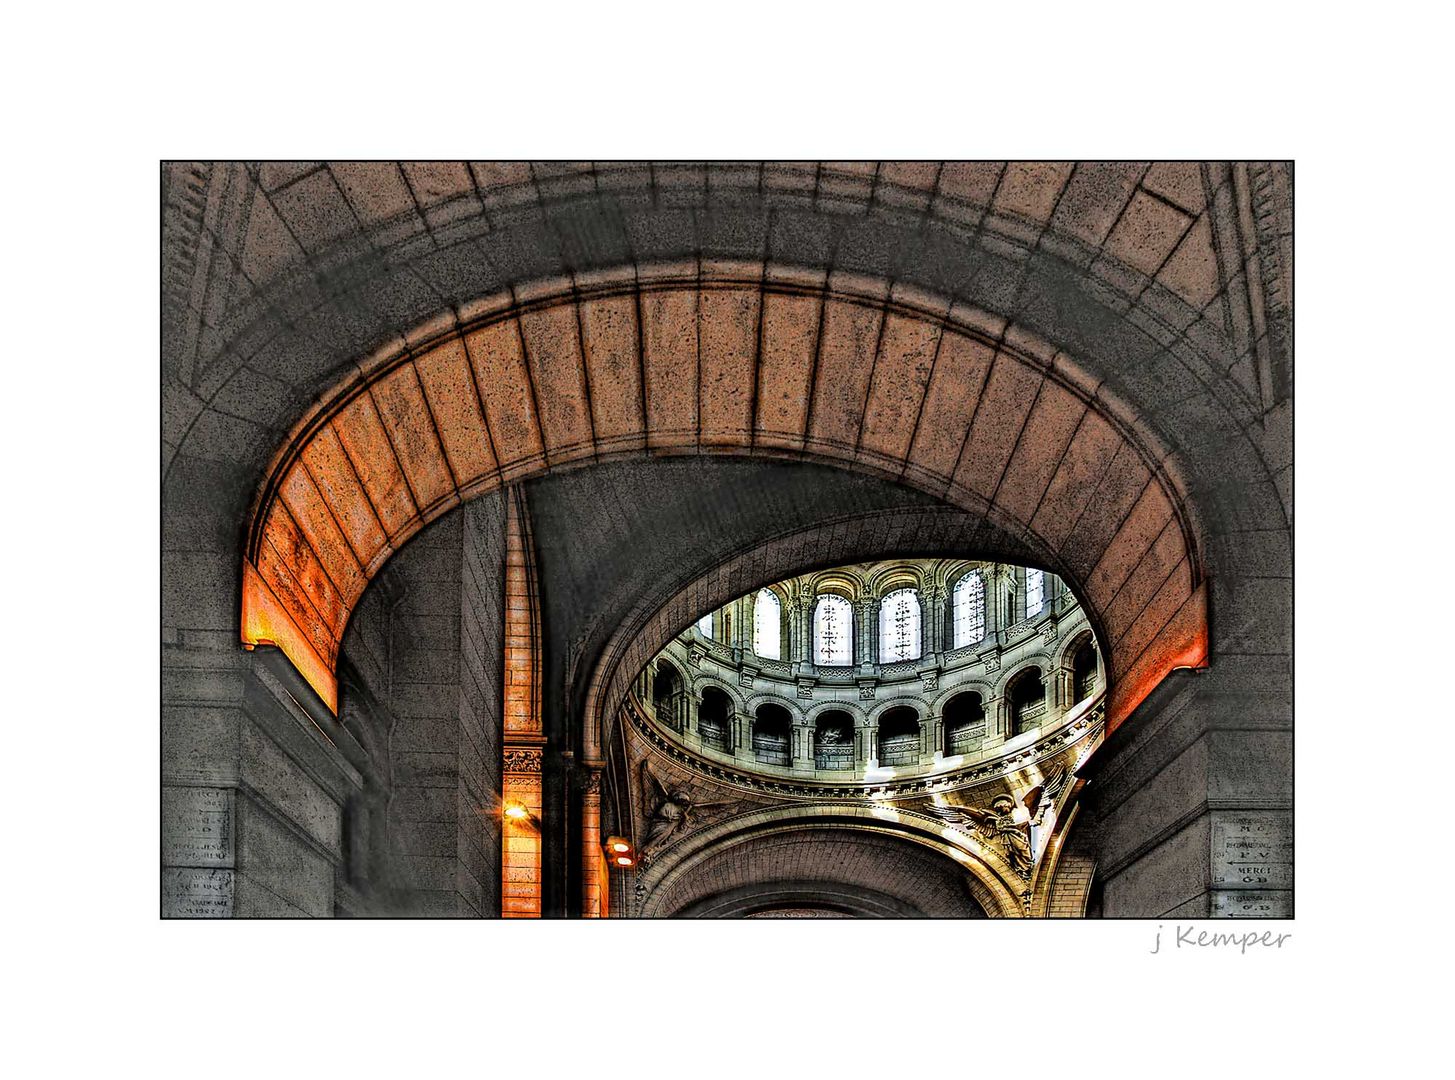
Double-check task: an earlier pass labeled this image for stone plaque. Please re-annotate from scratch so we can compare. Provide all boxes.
[161,786,234,866]
[1213,889,1292,918]
[1211,812,1292,890]
[162,868,235,918]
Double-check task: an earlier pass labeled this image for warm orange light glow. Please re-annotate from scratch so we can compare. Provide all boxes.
[241,562,339,712]
[603,836,636,868]
[504,803,529,820]
[1106,582,1209,734]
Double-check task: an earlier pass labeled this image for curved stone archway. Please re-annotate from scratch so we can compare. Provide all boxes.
[240,264,1208,732]
[635,807,1023,918]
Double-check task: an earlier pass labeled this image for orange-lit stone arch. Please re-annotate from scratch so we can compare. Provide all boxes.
[241,262,1208,726]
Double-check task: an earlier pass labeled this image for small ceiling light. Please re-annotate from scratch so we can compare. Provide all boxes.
[616,856,634,867]
[504,803,529,821]
[611,841,631,853]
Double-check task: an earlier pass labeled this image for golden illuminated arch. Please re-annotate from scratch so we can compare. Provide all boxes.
[241,263,1207,725]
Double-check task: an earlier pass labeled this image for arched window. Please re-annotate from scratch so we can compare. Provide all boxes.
[878,588,922,662]
[813,595,852,665]
[698,687,732,752]
[1009,668,1046,735]
[1072,640,1099,703]
[943,692,986,755]
[752,703,792,767]
[1026,568,1045,617]
[952,572,985,648]
[653,662,685,733]
[696,611,713,638]
[754,589,781,659]
[878,707,921,767]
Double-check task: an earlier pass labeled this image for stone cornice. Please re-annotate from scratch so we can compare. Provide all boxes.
[623,695,1104,801]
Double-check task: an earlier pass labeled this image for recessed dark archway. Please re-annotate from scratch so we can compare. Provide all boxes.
[639,819,1005,918]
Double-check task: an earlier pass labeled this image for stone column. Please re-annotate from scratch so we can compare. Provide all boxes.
[985,696,1008,746]
[734,713,753,763]
[1056,668,1074,709]
[862,716,880,768]
[501,488,545,918]
[923,586,945,656]
[580,768,606,918]
[854,598,876,665]
[791,722,813,772]
[794,586,814,664]
[984,568,1004,644]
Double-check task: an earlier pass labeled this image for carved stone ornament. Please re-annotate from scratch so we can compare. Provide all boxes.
[739,670,755,688]
[640,759,738,858]
[797,681,814,699]
[983,655,1002,673]
[920,671,939,692]
[503,747,544,773]
[858,683,876,700]
[921,795,1035,878]
[583,770,603,795]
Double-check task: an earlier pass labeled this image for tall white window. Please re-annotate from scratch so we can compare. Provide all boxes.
[878,589,922,662]
[813,595,852,665]
[1026,568,1045,617]
[953,572,985,647]
[754,589,781,659]
[696,611,713,638]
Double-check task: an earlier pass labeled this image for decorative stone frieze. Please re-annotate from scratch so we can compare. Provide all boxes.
[503,746,544,773]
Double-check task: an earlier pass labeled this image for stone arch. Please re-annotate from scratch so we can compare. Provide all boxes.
[997,658,1049,700]
[1060,627,1099,675]
[689,674,746,716]
[801,699,870,726]
[805,567,869,601]
[742,689,805,720]
[865,561,928,598]
[636,805,1024,917]
[928,678,999,717]
[864,695,929,727]
[238,266,1208,746]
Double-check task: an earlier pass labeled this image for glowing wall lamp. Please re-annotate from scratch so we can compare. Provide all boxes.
[604,836,637,868]
[504,801,539,827]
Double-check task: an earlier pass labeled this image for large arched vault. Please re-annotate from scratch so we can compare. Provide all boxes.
[241,265,1208,731]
